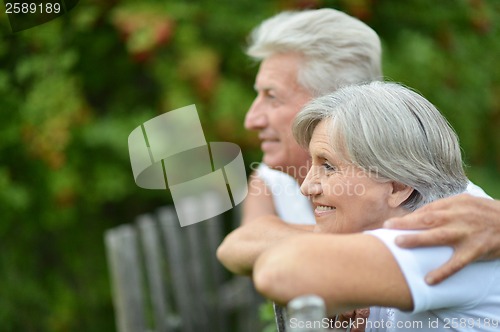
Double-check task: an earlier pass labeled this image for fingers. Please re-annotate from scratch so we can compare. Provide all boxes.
[389,224,473,285]
[384,210,450,230]
[337,310,355,320]
[351,308,369,332]
[424,235,487,284]
[424,248,476,285]
[383,194,473,230]
[425,258,465,285]
[337,308,370,331]
[394,228,460,248]
[354,307,370,318]
[383,194,500,285]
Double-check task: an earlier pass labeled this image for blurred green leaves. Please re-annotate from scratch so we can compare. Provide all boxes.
[0,0,499,331]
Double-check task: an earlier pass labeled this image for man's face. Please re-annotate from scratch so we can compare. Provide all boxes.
[244,53,313,181]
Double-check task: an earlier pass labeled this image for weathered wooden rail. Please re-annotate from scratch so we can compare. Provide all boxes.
[104,195,263,332]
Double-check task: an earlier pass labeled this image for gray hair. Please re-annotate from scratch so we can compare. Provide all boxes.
[293,81,468,211]
[247,9,382,96]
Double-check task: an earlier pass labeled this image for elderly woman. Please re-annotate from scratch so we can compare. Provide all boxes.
[219,81,500,330]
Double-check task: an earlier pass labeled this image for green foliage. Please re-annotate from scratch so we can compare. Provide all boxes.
[0,0,499,331]
[368,0,500,197]
[259,300,279,332]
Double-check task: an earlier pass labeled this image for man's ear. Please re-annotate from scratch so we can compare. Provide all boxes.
[388,182,414,208]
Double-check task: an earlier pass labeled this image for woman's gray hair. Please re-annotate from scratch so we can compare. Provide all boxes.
[293,81,469,211]
[246,9,382,97]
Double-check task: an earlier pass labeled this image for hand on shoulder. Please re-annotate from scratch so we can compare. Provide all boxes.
[384,194,500,284]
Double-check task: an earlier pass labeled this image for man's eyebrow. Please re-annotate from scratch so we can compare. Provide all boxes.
[254,84,275,91]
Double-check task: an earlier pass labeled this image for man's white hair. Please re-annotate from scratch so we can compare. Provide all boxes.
[247,8,382,96]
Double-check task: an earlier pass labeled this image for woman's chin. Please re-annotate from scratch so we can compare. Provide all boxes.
[314,221,338,234]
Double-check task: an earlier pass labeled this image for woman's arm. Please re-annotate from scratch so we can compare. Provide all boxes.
[253,233,413,316]
[217,215,313,275]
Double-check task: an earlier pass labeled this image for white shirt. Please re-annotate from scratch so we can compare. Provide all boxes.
[365,229,500,332]
[257,163,315,225]
[258,163,494,330]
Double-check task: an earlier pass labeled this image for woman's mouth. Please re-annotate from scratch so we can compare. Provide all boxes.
[314,205,336,216]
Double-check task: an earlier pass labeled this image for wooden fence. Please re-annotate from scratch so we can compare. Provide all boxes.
[104,195,264,332]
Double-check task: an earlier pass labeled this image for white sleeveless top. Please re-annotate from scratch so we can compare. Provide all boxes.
[257,163,315,225]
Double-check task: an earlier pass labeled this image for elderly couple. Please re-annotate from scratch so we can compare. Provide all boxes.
[217,8,500,331]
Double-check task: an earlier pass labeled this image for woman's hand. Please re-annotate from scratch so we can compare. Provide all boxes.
[335,308,369,331]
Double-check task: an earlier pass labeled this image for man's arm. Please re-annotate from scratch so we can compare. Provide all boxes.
[383,194,500,284]
[253,233,413,316]
[217,215,313,275]
[241,172,277,225]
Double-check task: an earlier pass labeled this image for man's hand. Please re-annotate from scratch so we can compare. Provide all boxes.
[217,215,312,275]
[384,194,500,285]
[241,172,277,225]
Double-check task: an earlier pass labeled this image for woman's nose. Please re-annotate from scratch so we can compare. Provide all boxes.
[300,167,322,197]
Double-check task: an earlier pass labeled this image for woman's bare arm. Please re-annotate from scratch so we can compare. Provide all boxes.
[253,233,413,316]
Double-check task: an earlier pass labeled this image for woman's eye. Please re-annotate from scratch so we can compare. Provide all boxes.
[322,162,337,172]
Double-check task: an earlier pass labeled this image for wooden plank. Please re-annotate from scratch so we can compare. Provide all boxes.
[184,222,210,330]
[200,193,230,331]
[202,193,227,288]
[157,206,196,332]
[105,198,265,332]
[225,202,264,332]
[137,214,179,331]
[104,225,147,332]
[274,302,287,332]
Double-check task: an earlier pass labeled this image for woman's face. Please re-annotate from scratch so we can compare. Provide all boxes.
[301,120,407,234]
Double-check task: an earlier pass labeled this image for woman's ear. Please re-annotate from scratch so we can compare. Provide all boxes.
[388,181,414,208]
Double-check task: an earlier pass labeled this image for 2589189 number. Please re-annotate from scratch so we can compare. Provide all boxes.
[443,317,499,329]
[5,2,61,14]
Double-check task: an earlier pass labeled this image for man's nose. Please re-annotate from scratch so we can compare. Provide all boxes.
[300,167,322,197]
[244,98,268,130]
